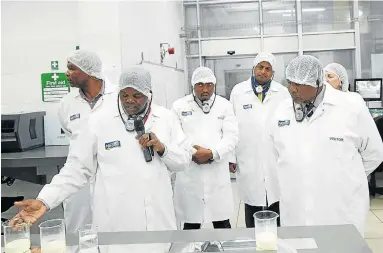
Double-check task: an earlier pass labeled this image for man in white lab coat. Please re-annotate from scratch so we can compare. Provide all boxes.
[172,67,239,229]
[11,66,192,252]
[267,55,383,235]
[230,52,290,227]
[58,49,116,234]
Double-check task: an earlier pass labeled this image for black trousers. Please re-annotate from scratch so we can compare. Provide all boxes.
[245,201,280,228]
[183,219,232,230]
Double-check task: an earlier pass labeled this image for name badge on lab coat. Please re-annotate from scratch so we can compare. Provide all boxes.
[329,137,344,142]
[105,140,121,150]
[182,111,192,116]
[243,104,252,110]
[70,113,80,121]
[278,120,290,127]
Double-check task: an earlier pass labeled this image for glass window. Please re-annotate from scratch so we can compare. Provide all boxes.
[359,1,383,78]
[262,0,297,35]
[184,6,198,38]
[273,53,299,86]
[186,41,199,55]
[205,57,254,98]
[200,3,260,38]
[301,0,353,33]
[304,50,355,90]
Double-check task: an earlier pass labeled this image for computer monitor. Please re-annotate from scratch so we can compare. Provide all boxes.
[354,78,382,101]
[369,108,383,118]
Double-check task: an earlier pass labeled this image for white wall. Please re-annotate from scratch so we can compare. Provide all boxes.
[119,1,184,69]
[1,0,185,145]
[1,1,78,113]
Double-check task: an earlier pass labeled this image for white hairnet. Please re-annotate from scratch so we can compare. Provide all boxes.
[119,66,151,97]
[324,63,349,92]
[254,52,276,70]
[191,67,216,86]
[67,50,103,80]
[286,55,324,87]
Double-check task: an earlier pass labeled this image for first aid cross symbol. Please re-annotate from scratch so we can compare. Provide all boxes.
[51,73,59,81]
[51,62,58,68]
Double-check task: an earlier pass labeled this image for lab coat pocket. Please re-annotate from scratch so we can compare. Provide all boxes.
[180,114,196,132]
[328,136,347,159]
[66,117,82,136]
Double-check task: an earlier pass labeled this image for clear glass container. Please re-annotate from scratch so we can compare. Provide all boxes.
[78,224,99,253]
[38,219,66,253]
[3,218,31,253]
[253,210,279,251]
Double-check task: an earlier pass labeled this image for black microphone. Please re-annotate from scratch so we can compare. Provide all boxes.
[134,117,153,162]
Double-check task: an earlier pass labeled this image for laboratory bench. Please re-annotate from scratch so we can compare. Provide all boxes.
[1,224,373,252]
[0,148,374,252]
[1,146,69,185]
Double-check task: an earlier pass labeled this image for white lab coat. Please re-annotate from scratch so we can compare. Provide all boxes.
[230,79,290,206]
[266,84,383,235]
[172,94,239,223]
[57,79,117,233]
[38,93,192,252]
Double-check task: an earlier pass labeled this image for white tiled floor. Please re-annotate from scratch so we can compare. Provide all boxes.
[2,179,383,252]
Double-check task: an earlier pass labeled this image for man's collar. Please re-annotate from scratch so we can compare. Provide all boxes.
[75,78,116,98]
[244,78,280,93]
[78,81,104,102]
[115,97,159,118]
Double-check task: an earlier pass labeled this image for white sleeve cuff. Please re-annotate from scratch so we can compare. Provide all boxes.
[159,145,168,158]
[37,198,50,211]
[212,149,220,161]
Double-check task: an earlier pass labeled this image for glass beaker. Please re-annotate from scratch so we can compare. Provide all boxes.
[3,218,31,253]
[78,224,98,253]
[253,210,279,251]
[38,219,66,253]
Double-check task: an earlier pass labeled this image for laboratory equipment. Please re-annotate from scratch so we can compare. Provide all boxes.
[369,108,383,118]
[2,218,31,253]
[1,111,46,153]
[253,210,279,251]
[78,224,99,253]
[38,219,66,253]
[353,78,382,101]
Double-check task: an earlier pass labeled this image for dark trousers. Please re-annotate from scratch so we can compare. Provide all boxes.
[183,219,232,230]
[245,201,280,228]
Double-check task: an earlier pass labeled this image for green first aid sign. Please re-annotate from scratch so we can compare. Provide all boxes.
[41,73,70,102]
[51,61,59,70]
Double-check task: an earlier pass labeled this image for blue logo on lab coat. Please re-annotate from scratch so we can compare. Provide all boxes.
[105,140,121,150]
[182,111,192,116]
[70,113,80,121]
[278,120,290,127]
[243,104,252,110]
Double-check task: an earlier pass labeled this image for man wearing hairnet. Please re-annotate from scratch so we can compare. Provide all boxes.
[59,49,116,233]
[230,52,290,227]
[11,66,192,252]
[265,55,383,235]
[324,63,350,92]
[172,67,238,229]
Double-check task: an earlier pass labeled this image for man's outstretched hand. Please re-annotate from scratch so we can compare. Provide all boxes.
[9,200,47,226]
